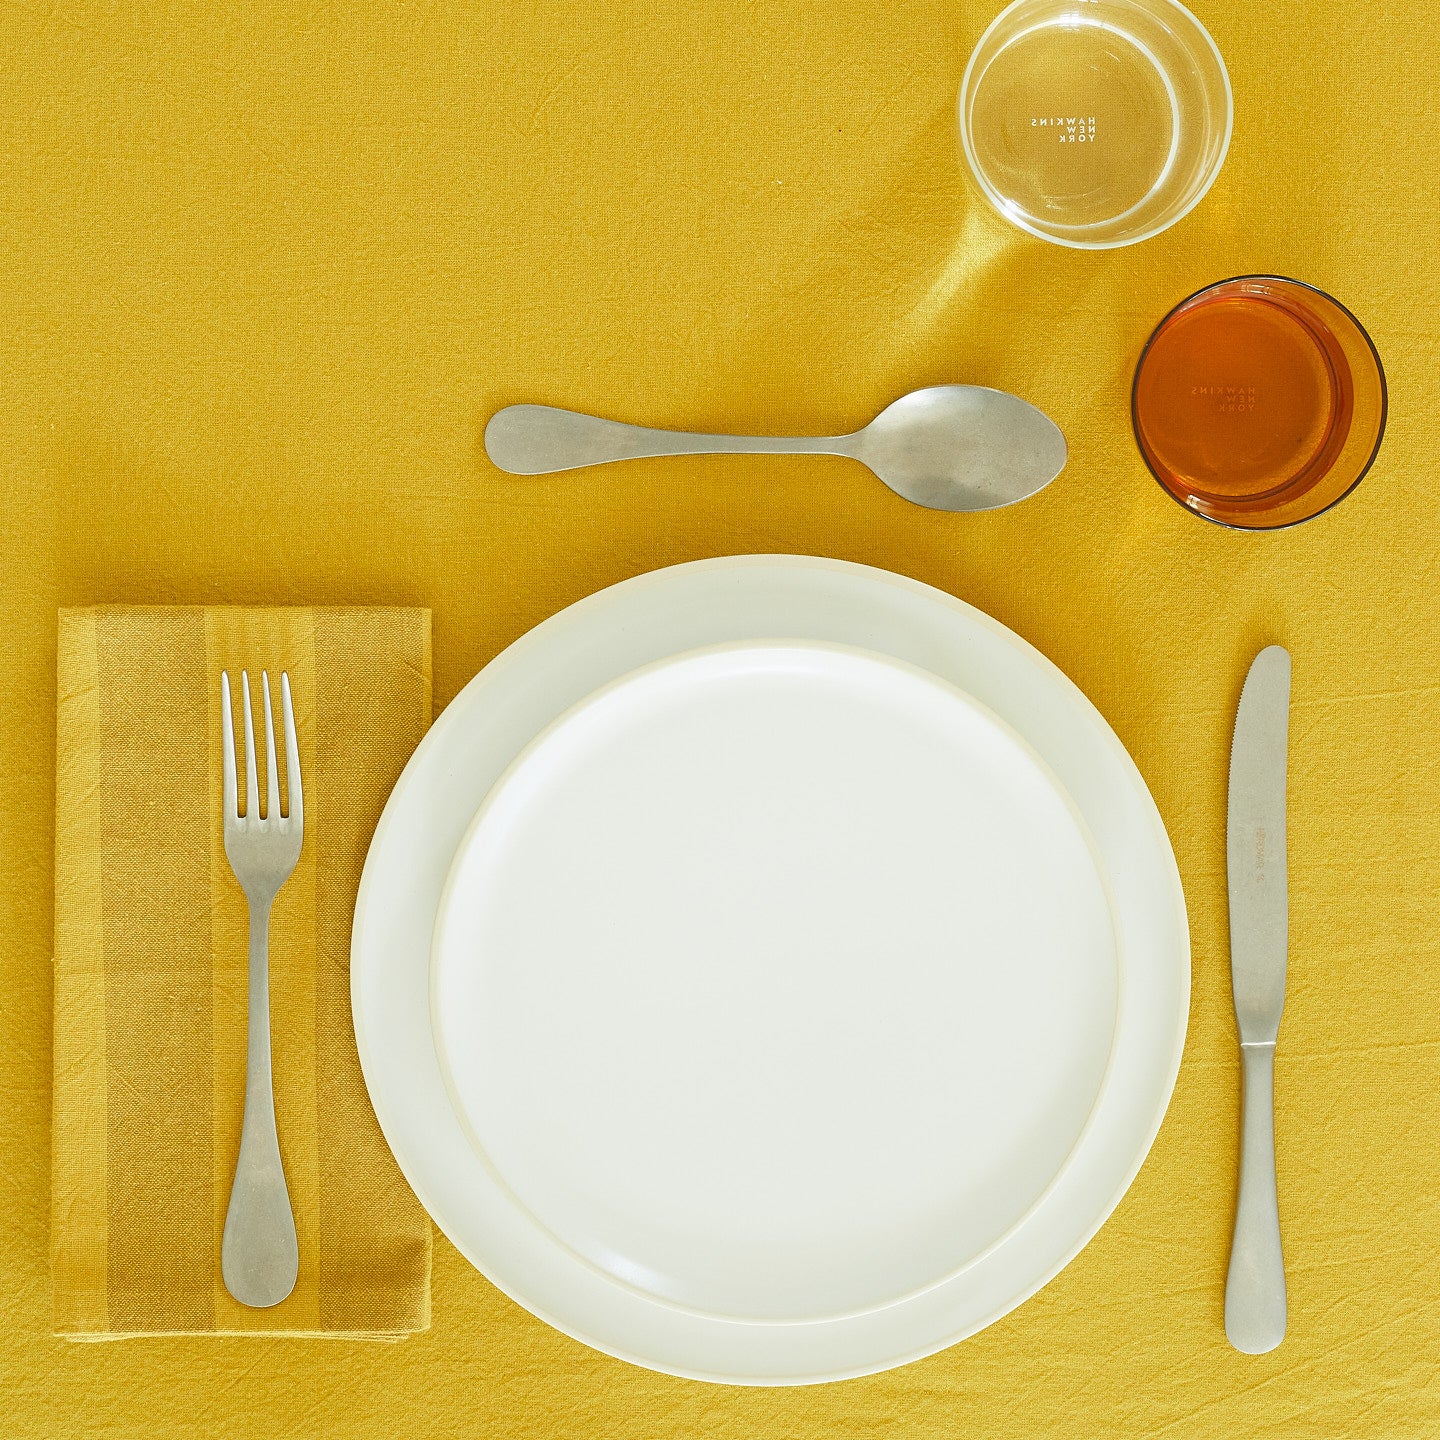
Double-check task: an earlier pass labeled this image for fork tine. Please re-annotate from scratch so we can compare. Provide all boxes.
[221,671,238,821]
[281,672,302,827]
[240,670,260,822]
[262,671,281,823]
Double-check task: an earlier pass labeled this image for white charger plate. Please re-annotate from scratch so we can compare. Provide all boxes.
[431,640,1121,1326]
[352,556,1189,1384]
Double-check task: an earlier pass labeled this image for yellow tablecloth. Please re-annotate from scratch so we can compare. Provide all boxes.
[3,0,1438,1434]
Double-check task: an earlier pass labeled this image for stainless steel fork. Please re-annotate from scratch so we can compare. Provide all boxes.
[220,669,302,1308]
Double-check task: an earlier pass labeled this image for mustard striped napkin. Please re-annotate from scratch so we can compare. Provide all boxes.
[53,606,433,1338]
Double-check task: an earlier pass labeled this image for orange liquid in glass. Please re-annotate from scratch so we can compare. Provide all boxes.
[1133,277,1384,529]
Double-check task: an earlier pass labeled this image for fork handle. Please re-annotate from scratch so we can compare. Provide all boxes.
[221,897,299,1308]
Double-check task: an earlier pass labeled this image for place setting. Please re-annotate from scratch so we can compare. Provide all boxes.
[45,0,1386,1397]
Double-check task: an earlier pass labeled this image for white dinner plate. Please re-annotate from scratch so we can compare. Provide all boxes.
[352,556,1189,1384]
[431,641,1121,1325]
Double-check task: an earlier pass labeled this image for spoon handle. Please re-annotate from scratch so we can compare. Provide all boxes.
[485,404,853,475]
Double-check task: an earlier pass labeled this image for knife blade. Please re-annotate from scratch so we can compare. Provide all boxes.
[1224,644,1291,1354]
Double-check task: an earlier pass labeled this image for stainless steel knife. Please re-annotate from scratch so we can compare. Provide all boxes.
[1224,644,1291,1354]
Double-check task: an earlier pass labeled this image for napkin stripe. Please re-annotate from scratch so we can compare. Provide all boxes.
[280,625,322,1334]
[99,609,215,1334]
[315,617,433,1332]
[207,618,246,1332]
[52,611,110,1335]
[207,619,244,1334]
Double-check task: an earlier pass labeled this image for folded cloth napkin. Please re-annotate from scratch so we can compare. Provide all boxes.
[53,606,433,1339]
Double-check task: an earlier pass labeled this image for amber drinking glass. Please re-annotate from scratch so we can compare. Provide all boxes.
[1132,276,1387,529]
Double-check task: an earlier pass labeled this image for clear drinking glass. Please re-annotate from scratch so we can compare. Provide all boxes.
[958,0,1232,248]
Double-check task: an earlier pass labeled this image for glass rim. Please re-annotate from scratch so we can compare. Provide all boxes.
[957,0,1234,250]
[1131,274,1390,531]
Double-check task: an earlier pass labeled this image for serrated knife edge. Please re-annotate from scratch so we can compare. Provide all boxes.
[1227,645,1291,1045]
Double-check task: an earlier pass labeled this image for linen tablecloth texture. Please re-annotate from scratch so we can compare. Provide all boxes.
[5,0,1440,1430]
[52,607,433,1338]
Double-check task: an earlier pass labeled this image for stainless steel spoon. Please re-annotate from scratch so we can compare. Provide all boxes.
[484,386,1067,512]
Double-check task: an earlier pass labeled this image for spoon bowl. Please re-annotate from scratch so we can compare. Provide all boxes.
[484,385,1067,512]
[847,386,1067,511]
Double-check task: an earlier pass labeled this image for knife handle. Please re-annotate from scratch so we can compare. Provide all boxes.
[1225,1041,1287,1353]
